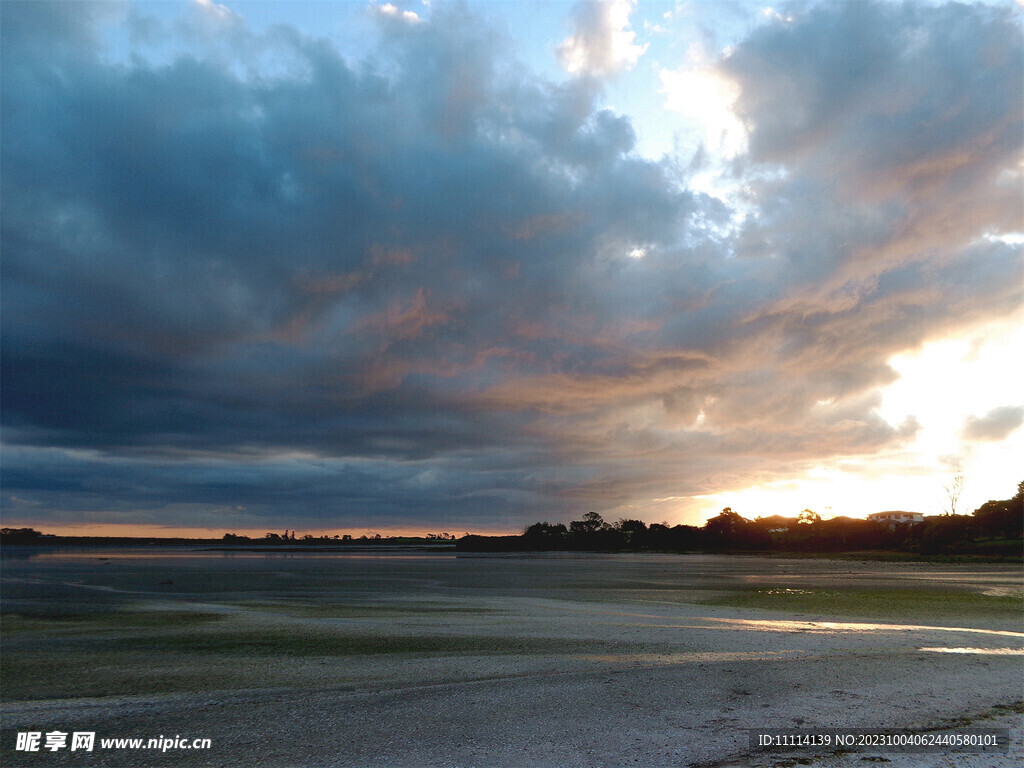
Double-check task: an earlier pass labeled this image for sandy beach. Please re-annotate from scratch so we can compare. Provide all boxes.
[2,550,1021,767]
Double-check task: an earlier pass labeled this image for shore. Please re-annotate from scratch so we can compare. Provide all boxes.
[2,550,1021,766]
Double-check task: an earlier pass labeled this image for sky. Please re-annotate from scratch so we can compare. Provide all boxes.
[1,0,1022,537]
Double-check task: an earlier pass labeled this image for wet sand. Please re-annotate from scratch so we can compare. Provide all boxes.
[1,550,1021,766]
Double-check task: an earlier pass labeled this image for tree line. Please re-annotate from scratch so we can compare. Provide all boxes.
[4,483,1020,556]
[458,481,1023,557]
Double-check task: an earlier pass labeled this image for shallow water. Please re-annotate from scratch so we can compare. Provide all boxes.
[2,549,1021,767]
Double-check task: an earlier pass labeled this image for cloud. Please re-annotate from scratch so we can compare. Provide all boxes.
[557,0,647,76]
[375,2,422,24]
[1,1,1021,531]
[195,0,238,23]
[717,0,1023,359]
[962,406,1024,442]
[721,1,1022,254]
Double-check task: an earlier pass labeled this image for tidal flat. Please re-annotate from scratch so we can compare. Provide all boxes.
[1,548,1021,767]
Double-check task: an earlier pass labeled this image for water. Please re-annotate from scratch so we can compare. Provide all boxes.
[2,550,1021,767]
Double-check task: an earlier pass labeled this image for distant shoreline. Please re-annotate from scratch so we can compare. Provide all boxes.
[0,534,457,548]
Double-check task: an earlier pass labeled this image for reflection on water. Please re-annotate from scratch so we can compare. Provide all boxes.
[981,587,1019,597]
[583,645,1024,664]
[4,546,456,562]
[919,647,1024,655]
[696,618,1024,638]
[579,650,808,664]
[639,617,1024,638]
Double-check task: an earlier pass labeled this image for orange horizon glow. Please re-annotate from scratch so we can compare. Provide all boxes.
[2,523,495,540]
[6,501,995,541]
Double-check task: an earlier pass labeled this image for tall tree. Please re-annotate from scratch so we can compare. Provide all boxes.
[943,461,965,516]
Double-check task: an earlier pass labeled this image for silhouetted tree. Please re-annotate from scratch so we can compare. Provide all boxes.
[816,516,883,551]
[615,519,647,546]
[667,524,703,550]
[570,511,606,536]
[943,461,966,516]
[917,514,974,554]
[972,481,1024,539]
[0,528,45,544]
[523,522,569,549]
[643,523,671,549]
[524,521,568,537]
[703,507,746,546]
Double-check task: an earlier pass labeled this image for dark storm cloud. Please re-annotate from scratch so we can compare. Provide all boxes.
[1,1,1021,530]
[0,443,560,531]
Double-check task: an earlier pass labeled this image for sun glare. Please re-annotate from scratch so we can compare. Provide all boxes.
[659,59,747,161]
[687,321,1024,524]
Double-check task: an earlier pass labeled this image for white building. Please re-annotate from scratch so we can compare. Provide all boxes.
[867,511,924,526]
